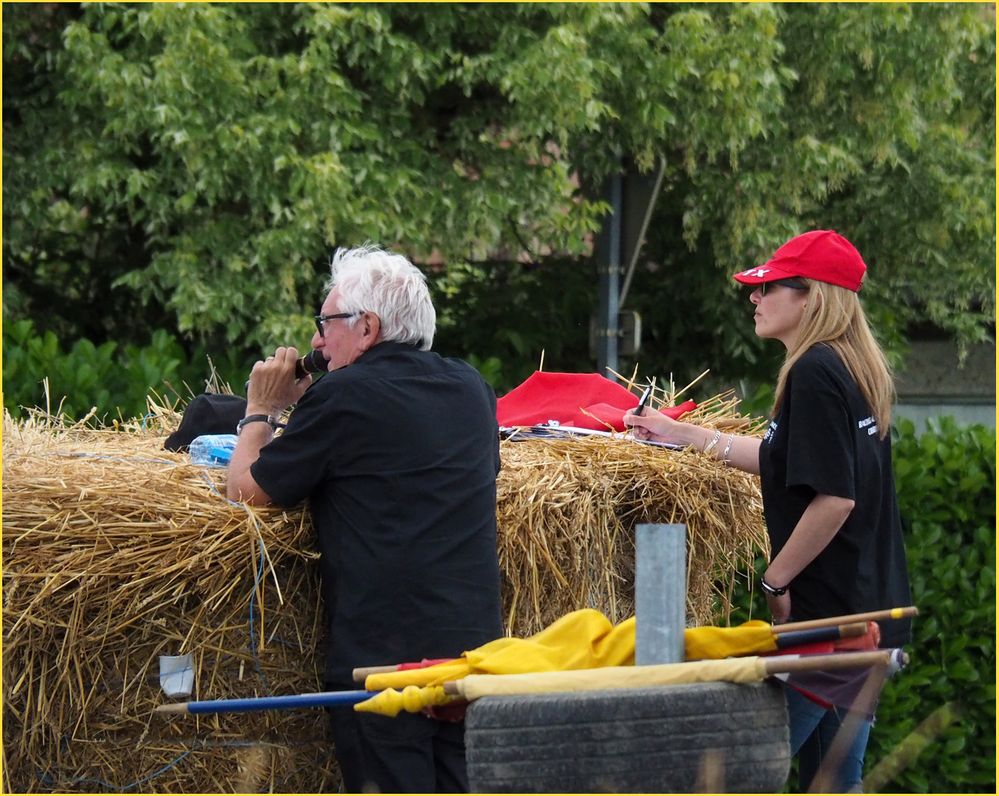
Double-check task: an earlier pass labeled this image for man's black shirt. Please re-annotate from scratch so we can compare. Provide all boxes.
[251,342,504,683]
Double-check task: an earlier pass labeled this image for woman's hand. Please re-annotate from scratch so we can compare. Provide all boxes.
[623,408,702,447]
[765,591,792,625]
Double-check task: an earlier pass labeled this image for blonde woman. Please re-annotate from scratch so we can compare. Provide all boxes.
[624,230,911,792]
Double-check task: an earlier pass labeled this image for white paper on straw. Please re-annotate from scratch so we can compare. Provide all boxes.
[159,654,195,697]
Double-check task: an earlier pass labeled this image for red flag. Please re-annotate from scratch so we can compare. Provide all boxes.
[496,371,695,432]
[770,623,887,715]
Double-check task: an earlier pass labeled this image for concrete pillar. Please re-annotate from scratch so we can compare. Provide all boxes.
[635,523,686,665]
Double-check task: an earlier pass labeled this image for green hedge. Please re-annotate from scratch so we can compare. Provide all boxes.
[868,417,996,793]
[2,319,251,421]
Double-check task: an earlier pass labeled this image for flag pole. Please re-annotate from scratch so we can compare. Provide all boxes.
[442,649,908,699]
[353,658,456,683]
[773,621,868,649]
[773,606,917,635]
[353,665,399,682]
[355,624,871,684]
[154,689,374,715]
[761,649,905,675]
[159,651,910,714]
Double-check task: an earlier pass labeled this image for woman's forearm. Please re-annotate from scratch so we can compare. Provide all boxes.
[764,493,855,588]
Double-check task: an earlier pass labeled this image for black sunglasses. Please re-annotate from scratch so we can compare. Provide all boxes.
[314,312,359,338]
[760,278,809,296]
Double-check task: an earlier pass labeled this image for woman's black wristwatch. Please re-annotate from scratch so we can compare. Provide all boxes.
[760,577,788,597]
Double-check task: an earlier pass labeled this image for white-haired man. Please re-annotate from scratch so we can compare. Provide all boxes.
[228,246,503,793]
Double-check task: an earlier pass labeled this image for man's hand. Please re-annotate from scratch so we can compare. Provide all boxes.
[246,346,311,415]
[227,346,310,506]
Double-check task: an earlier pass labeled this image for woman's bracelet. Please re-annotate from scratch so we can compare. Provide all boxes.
[703,429,722,455]
[721,434,735,462]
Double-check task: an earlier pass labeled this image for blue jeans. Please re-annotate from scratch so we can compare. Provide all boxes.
[786,686,872,792]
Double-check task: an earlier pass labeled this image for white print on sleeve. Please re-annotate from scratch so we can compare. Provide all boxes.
[858,415,879,436]
[763,419,778,443]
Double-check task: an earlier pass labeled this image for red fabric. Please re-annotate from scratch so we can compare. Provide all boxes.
[424,701,468,723]
[788,681,835,709]
[774,624,884,712]
[496,371,696,432]
[833,621,880,651]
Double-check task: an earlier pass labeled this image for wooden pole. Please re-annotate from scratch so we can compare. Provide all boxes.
[762,649,903,676]
[772,606,917,635]
[352,664,399,682]
[442,650,908,697]
[352,658,456,683]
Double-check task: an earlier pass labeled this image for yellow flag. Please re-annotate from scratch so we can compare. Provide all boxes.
[362,610,778,699]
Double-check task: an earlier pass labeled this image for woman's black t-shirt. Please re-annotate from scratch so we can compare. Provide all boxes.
[759,344,912,647]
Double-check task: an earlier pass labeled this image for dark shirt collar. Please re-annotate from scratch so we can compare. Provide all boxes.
[353,340,424,366]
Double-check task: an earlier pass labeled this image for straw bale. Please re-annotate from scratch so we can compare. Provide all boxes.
[496,433,767,634]
[3,413,335,793]
[3,397,767,793]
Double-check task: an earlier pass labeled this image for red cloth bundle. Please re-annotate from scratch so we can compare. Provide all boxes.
[774,622,885,711]
[496,371,696,432]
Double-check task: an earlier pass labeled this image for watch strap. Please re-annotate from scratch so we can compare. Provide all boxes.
[236,414,275,435]
[760,577,788,597]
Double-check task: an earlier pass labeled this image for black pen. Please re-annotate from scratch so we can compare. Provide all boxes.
[635,383,653,416]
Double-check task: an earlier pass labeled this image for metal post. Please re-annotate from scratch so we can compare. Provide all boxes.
[618,158,666,310]
[594,172,622,379]
[635,523,686,665]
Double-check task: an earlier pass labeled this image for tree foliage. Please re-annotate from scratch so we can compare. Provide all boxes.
[3,3,994,395]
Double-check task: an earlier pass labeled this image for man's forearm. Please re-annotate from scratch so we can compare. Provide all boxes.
[226,422,275,504]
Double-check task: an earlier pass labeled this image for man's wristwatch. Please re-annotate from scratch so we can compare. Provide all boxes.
[760,577,788,597]
[236,414,281,435]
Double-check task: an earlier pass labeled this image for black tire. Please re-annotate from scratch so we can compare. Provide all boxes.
[464,681,790,793]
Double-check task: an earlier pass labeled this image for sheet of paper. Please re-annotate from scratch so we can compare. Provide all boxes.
[159,654,194,697]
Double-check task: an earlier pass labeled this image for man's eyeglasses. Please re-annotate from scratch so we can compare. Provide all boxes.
[314,312,358,338]
[760,278,809,296]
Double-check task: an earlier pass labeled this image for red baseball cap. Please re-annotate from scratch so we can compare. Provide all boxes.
[733,230,867,292]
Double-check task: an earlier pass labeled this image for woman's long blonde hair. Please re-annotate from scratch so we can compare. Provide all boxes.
[773,280,894,439]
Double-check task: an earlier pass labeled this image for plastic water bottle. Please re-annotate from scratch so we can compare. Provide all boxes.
[189,434,238,467]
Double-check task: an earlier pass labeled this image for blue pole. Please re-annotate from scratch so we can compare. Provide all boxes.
[156,689,375,715]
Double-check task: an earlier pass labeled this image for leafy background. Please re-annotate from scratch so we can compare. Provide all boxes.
[4,3,993,396]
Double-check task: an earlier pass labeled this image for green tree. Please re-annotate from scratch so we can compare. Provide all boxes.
[627,3,994,389]
[3,3,994,404]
